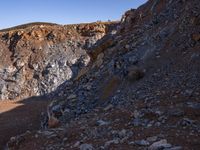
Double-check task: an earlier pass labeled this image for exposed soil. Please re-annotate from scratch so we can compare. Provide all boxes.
[0,97,49,149]
[5,103,200,150]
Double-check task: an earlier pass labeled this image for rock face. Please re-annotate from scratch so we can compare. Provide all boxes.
[3,0,200,149]
[0,22,118,100]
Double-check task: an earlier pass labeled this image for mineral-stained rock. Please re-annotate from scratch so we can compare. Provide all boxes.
[0,22,118,100]
[192,33,200,41]
[48,116,60,128]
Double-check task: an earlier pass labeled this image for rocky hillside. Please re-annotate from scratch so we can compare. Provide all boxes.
[2,0,200,149]
[0,22,118,100]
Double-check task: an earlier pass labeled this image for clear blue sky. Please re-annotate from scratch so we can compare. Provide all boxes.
[0,0,147,29]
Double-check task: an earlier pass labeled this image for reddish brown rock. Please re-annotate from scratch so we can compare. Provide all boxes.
[48,116,60,128]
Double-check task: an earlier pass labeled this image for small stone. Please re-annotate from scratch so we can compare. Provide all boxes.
[132,118,142,127]
[86,84,92,90]
[80,144,94,150]
[42,131,54,136]
[67,94,77,99]
[168,108,184,117]
[146,136,158,142]
[125,44,130,49]
[105,139,120,147]
[104,104,113,111]
[133,110,140,118]
[129,141,135,145]
[166,146,182,150]
[35,134,39,138]
[62,137,68,143]
[185,89,193,97]
[96,120,109,126]
[191,53,199,60]
[118,129,127,138]
[51,104,61,113]
[134,140,150,146]
[155,110,163,116]
[180,118,195,127]
[155,122,161,127]
[149,139,172,150]
[74,141,80,147]
[42,130,57,139]
[127,66,144,82]
[187,102,200,109]
[111,30,117,35]
[10,137,16,142]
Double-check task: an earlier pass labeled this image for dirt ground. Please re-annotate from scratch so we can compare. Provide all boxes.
[0,96,49,149]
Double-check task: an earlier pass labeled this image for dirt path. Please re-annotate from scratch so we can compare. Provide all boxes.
[0,96,49,149]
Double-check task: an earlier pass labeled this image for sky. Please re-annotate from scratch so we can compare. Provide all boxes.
[0,0,147,29]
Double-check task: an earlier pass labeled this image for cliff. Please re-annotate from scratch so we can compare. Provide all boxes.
[0,22,118,100]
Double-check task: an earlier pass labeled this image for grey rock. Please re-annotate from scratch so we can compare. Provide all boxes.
[187,102,200,109]
[132,118,143,127]
[104,139,120,147]
[118,129,127,138]
[168,108,184,117]
[148,139,172,150]
[133,110,141,118]
[146,136,158,142]
[184,89,193,97]
[80,144,94,150]
[74,141,80,147]
[67,94,77,99]
[165,146,183,150]
[135,140,150,146]
[0,80,7,99]
[96,120,109,126]
[179,118,195,127]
